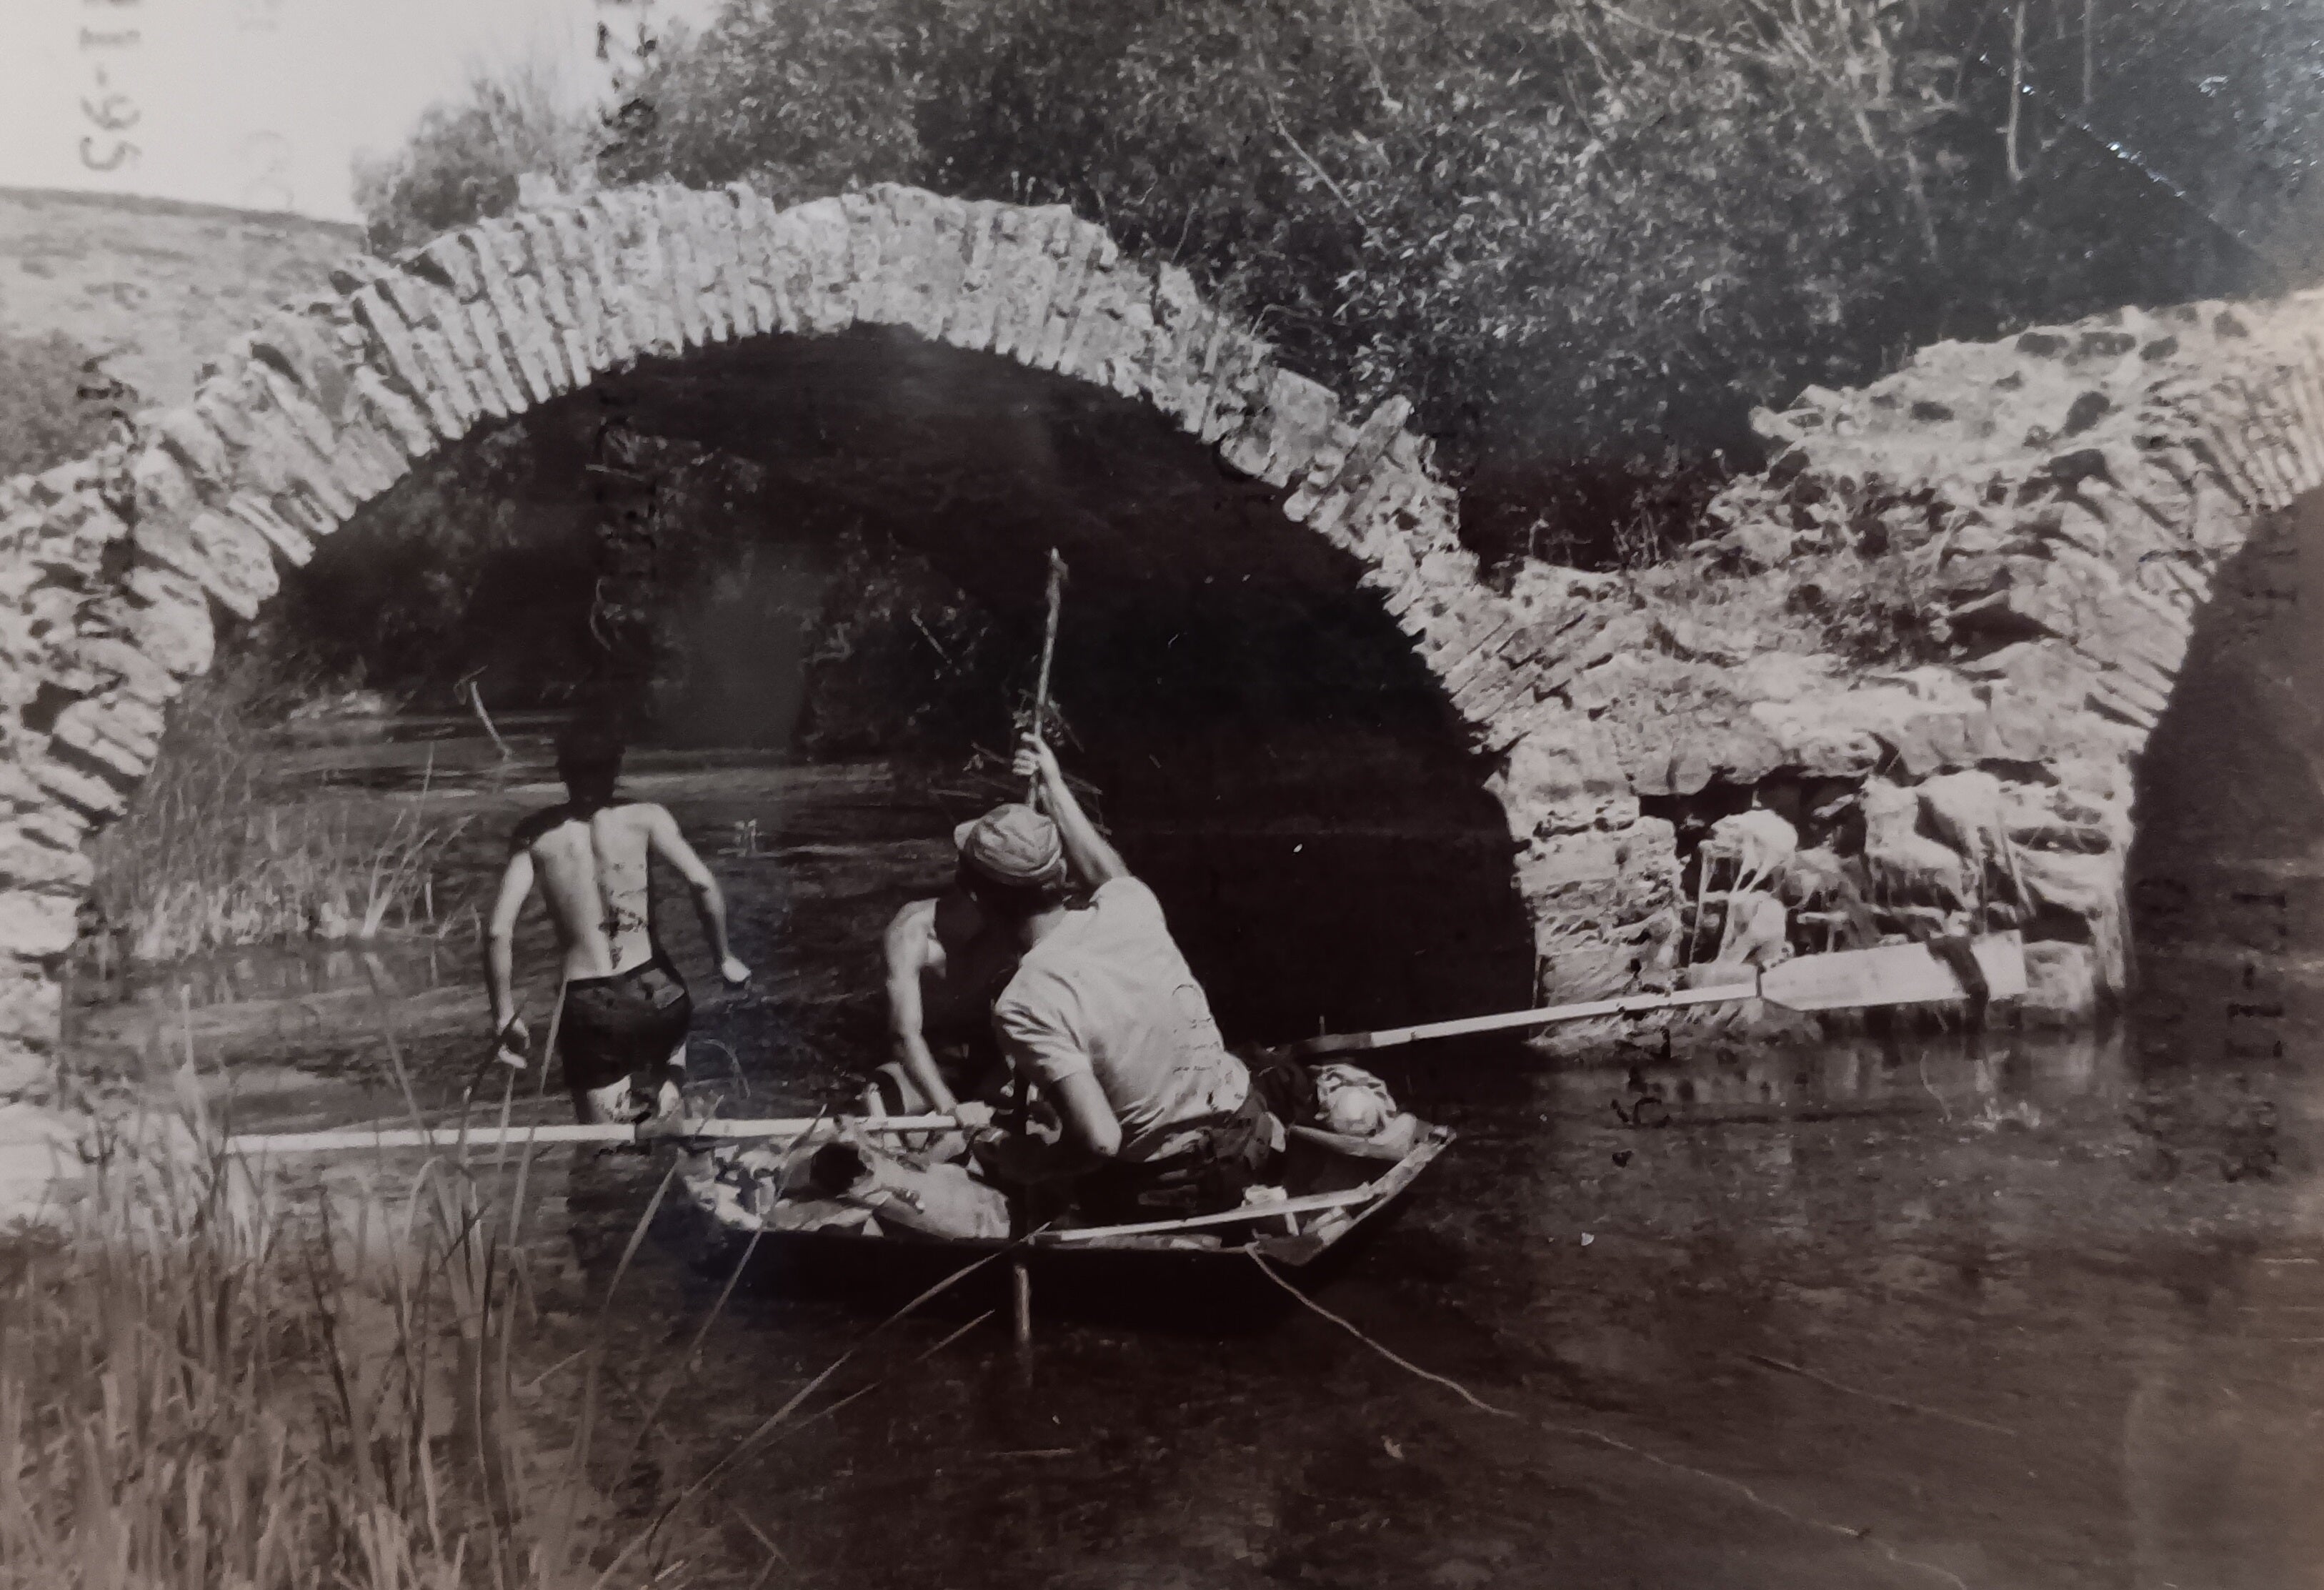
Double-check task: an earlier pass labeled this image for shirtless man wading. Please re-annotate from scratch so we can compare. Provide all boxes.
[484,725,751,1123]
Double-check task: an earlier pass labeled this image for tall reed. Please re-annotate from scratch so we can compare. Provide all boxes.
[0,1126,606,1590]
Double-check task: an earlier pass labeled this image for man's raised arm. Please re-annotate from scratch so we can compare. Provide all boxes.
[1014,735,1126,887]
[647,806,752,986]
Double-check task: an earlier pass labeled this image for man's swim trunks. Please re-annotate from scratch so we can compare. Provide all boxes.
[559,957,692,1094]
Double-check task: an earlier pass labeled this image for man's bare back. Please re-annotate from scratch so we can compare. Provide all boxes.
[897,892,1020,1038]
[485,735,749,1122]
[520,800,690,983]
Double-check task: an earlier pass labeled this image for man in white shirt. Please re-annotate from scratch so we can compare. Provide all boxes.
[960,736,1280,1220]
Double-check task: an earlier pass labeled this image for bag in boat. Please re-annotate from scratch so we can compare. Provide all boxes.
[795,1135,1012,1240]
[709,1132,1009,1240]
[1295,1063,1419,1158]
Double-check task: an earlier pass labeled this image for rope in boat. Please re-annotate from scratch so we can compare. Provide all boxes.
[1245,1252,1517,1419]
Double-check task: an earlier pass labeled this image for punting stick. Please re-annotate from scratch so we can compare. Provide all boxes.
[1013,547,1066,1356]
[1023,547,1067,801]
[1013,1261,1034,1354]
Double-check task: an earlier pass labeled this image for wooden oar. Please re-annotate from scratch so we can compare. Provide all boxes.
[1277,931,2029,1059]
[225,1113,962,1156]
[1756,929,2026,1011]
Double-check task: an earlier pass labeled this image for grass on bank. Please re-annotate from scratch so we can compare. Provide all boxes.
[84,668,467,969]
[0,1125,611,1590]
[95,803,468,965]
[0,1068,1014,1590]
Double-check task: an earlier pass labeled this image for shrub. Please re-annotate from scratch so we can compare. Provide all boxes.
[353,59,602,255]
[1784,545,1958,668]
[0,330,117,481]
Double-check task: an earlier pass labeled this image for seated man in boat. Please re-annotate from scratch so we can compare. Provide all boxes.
[865,870,1020,1123]
[960,735,1282,1222]
[484,722,752,1123]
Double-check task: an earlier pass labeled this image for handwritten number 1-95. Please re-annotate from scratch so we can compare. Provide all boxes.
[79,1,142,173]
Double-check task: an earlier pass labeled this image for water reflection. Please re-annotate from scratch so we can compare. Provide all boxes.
[1555,1024,2128,1126]
[84,939,466,1010]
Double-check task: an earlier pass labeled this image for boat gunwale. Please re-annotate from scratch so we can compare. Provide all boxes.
[687,1128,1452,1261]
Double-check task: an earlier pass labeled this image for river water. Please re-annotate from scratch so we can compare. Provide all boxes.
[66,725,2324,1589]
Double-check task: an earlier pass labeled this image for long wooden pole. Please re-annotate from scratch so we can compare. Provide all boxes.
[1277,982,1757,1059]
[1012,1261,1034,1355]
[225,1113,960,1156]
[1012,547,1066,1356]
[1024,547,1067,801]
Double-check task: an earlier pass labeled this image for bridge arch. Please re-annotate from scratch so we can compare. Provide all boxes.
[0,182,1510,1082]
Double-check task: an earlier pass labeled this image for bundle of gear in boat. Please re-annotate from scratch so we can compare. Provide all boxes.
[709,1060,1421,1243]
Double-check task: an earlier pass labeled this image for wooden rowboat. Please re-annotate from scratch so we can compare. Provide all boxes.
[672,1116,1455,1289]
[224,933,2025,1314]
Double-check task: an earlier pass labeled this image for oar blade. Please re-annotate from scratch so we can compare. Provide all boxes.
[1760,930,2027,1012]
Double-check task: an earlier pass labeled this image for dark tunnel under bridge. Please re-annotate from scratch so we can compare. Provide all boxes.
[301,318,1537,1047]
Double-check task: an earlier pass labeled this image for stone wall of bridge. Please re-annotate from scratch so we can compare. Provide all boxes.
[1480,291,2324,1024]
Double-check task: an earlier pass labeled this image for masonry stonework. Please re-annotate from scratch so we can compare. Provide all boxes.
[1480,293,2324,1025]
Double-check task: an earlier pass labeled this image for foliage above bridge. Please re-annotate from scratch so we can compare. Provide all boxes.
[362,0,2324,567]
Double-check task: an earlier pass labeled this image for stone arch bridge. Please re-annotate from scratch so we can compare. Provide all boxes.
[1,179,2322,1103]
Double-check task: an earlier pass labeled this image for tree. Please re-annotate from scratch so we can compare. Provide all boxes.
[897,0,2316,562]
[353,59,602,254]
[597,0,931,206]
